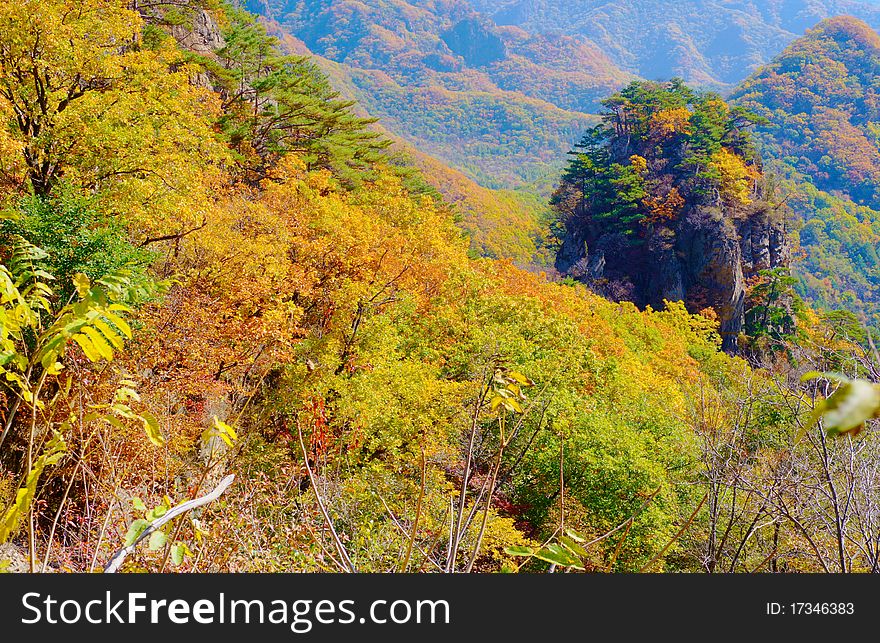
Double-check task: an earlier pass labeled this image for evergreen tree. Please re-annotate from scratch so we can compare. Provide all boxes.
[210,7,390,185]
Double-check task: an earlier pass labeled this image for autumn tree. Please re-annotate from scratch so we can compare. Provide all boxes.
[0,0,226,234]
[207,7,389,185]
[553,80,764,239]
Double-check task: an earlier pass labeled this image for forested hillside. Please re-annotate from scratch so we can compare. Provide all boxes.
[397,142,559,263]
[246,0,604,266]
[245,0,880,326]
[248,0,619,191]
[472,0,880,87]
[0,0,878,577]
[250,25,556,265]
[732,16,880,329]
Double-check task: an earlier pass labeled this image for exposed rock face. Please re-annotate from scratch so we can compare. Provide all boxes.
[138,3,227,89]
[556,202,789,353]
[170,8,226,54]
[441,19,507,66]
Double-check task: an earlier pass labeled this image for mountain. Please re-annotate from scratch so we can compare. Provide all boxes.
[251,4,601,265]
[248,0,629,192]
[396,141,558,263]
[731,16,880,327]
[250,0,630,112]
[4,0,880,581]
[250,0,880,324]
[471,0,880,88]
[554,80,791,352]
[256,20,559,264]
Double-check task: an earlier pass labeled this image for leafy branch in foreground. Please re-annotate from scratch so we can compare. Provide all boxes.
[1,236,164,569]
[799,372,880,438]
[504,488,664,572]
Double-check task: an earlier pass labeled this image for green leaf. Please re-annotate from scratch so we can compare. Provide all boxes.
[170,542,192,566]
[560,535,590,558]
[110,403,137,420]
[564,528,586,543]
[132,497,147,512]
[504,545,534,557]
[102,415,126,431]
[805,378,880,438]
[124,519,150,547]
[37,333,69,366]
[148,530,167,551]
[534,544,584,569]
[146,507,165,522]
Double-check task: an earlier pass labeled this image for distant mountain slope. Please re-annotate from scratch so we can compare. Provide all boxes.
[263,19,568,265]
[251,0,629,110]
[400,143,558,263]
[733,16,880,200]
[248,0,623,190]
[471,0,880,88]
[731,16,880,327]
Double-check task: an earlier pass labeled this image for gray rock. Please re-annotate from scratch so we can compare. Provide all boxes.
[171,9,225,53]
[556,197,789,354]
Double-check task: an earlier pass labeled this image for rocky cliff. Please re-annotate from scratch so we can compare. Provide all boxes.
[441,18,507,66]
[554,81,791,353]
[557,198,789,353]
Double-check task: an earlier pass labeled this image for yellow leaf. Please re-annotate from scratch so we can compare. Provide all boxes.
[72,274,91,298]
[80,326,114,361]
[71,333,101,362]
[141,411,164,447]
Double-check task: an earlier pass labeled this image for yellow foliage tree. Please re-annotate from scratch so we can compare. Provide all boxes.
[650,107,692,138]
[711,148,759,205]
[0,0,227,234]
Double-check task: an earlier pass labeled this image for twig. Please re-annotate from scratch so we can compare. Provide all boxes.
[297,423,355,572]
[400,449,427,572]
[139,217,208,247]
[103,474,235,573]
[639,491,709,573]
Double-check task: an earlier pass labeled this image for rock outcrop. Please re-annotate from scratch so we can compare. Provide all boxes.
[169,8,225,54]
[557,202,789,353]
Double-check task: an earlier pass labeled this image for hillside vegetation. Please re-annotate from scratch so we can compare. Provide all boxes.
[248,0,617,190]
[250,0,880,333]
[0,0,878,576]
[732,16,880,329]
[472,0,880,87]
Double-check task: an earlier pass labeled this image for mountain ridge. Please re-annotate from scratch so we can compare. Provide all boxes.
[248,0,624,193]
[731,14,880,327]
[470,0,880,88]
